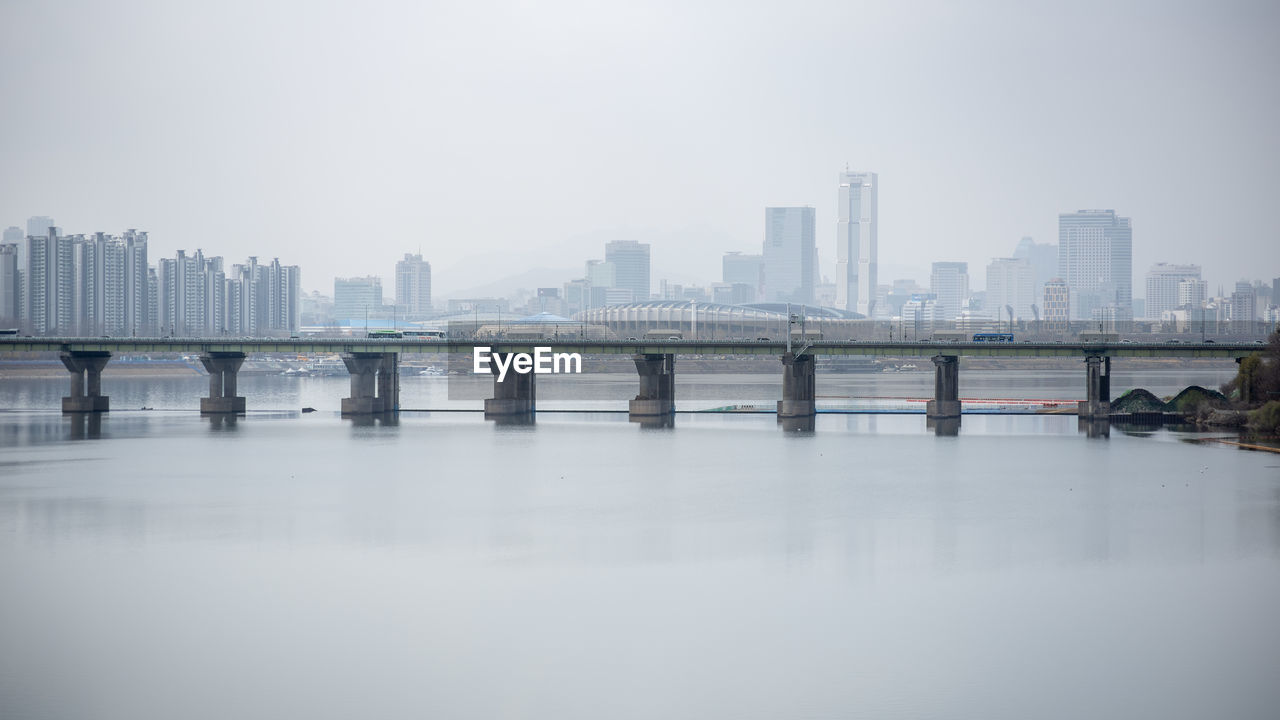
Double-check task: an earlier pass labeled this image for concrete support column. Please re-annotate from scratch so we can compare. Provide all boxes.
[377,353,400,412]
[629,353,675,418]
[1078,355,1111,420]
[484,352,536,417]
[60,351,111,413]
[342,353,386,415]
[777,352,816,418]
[199,352,247,414]
[926,355,961,419]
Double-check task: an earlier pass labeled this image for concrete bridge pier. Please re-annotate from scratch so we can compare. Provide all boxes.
[199,352,247,414]
[377,353,400,412]
[341,353,389,415]
[60,351,111,412]
[485,352,536,418]
[1078,356,1111,420]
[926,355,961,420]
[629,353,675,418]
[777,352,816,419]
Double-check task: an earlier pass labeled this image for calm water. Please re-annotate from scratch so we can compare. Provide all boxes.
[1,372,1278,720]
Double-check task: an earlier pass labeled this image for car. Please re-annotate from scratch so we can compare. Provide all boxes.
[667,336,681,341]
[625,337,639,341]
[756,337,771,342]
[1203,339,1215,344]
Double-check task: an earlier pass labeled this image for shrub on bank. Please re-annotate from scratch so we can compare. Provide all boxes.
[1247,401,1280,435]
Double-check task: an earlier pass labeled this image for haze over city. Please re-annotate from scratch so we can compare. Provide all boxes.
[2,0,1278,296]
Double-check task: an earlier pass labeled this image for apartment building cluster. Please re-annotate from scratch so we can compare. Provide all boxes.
[0,218,299,337]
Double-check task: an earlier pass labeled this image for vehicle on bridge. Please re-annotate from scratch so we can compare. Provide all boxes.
[368,330,404,339]
[402,330,445,339]
[0,328,17,336]
[972,332,1014,343]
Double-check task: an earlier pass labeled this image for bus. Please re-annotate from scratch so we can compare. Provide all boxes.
[972,332,1014,343]
[402,330,446,340]
[367,330,404,339]
[0,328,17,336]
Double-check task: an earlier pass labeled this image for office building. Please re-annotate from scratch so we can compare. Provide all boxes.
[1058,209,1132,319]
[395,253,432,316]
[835,170,877,315]
[1043,278,1070,331]
[722,251,763,301]
[930,262,969,320]
[986,258,1035,322]
[1012,236,1057,298]
[1145,263,1201,319]
[763,206,816,304]
[334,276,383,325]
[604,240,650,301]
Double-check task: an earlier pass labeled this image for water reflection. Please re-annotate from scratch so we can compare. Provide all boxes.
[488,413,535,427]
[1079,417,1111,438]
[205,414,239,432]
[66,412,104,440]
[347,412,400,428]
[927,416,961,437]
[631,414,676,430]
[778,415,815,433]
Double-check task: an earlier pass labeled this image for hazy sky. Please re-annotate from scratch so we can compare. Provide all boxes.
[2,0,1278,297]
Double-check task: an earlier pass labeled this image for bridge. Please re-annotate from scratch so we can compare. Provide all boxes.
[0,337,1262,432]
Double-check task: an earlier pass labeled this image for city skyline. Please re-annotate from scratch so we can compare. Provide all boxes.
[2,1,1276,298]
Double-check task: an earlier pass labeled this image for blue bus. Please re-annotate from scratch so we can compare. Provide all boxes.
[972,332,1014,343]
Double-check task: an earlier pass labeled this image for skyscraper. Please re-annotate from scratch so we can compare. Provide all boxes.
[763,206,815,304]
[930,262,969,320]
[986,258,1035,322]
[722,251,763,301]
[334,276,383,325]
[1058,209,1132,320]
[26,216,56,238]
[836,170,877,315]
[1145,263,1201,319]
[395,253,432,316]
[604,240,650,302]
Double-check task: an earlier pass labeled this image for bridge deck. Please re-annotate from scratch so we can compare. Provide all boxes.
[0,337,1262,359]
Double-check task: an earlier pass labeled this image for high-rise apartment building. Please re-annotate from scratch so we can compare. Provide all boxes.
[604,240,650,302]
[835,171,877,315]
[986,257,1035,322]
[0,244,17,326]
[930,262,969,320]
[763,206,815,304]
[1145,263,1202,319]
[122,230,150,335]
[2,227,21,244]
[1043,278,1070,331]
[334,276,383,324]
[395,253,432,316]
[1058,209,1132,320]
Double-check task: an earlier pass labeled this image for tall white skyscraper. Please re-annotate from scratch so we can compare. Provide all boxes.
[986,257,1035,322]
[763,207,815,304]
[930,262,969,320]
[1144,263,1201,319]
[1058,209,1132,320]
[835,170,877,315]
[395,253,432,316]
